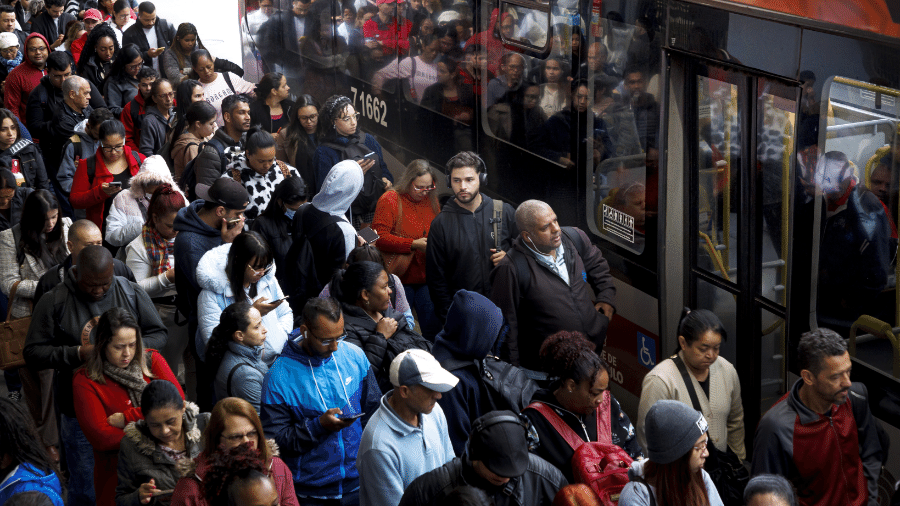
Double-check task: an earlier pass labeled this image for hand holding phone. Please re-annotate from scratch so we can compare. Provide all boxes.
[338,412,364,421]
[358,227,379,244]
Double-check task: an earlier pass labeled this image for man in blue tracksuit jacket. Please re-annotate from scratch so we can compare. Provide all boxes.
[261,297,382,505]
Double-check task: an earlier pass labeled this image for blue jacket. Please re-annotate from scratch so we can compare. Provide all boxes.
[313,133,392,193]
[196,242,294,364]
[433,290,506,455]
[215,340,269,412]
[174,200,223,294]
[261,334,382,499]
[0,463,64,506]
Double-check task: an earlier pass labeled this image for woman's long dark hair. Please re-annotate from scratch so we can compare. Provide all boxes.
[171,22,205,69]
[643,450,710,506]
[77,24,120,75]
[173,79,204,136]
[0,397,64,485]
[226,231,273,301]
[254,72,285,102]
[84,307,152,383]
[331,260,384,306]
[280,94,321,159]
[205,301,254,378]
[108,43,141,81]
[17,190,64,265]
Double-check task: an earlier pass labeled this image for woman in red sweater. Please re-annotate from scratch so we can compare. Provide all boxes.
[170,397,300,506]
[372,159,441,338]
[72,307,183,506]
[70,118,145,232]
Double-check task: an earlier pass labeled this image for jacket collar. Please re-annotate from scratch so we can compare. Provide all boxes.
[376,390,421,437]
[123,401,204,458]
[282,335,334,367]
[787,378,832,425]
[227,340,265,361]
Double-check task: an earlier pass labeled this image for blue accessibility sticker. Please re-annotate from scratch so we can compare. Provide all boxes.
[637,332,656,368]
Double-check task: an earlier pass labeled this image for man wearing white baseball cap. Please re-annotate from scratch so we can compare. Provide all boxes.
[357,349,458,506]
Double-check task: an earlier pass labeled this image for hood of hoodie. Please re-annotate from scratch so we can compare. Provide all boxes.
[174,200,218,237]
[312,159,363,217]
[432,290,505,363]
[23,33,49,69]
[196,242,279,297]
[127,154,184,199]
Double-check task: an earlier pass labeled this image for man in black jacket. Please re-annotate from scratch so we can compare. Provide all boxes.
[0,5,27,49]
[24,245,166,506]
[122,1,175,69]
[426,151,517,322]
[28,0,73,51]
[399,410,567,506]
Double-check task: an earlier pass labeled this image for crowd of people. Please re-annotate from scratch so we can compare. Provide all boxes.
[0,1,893,506]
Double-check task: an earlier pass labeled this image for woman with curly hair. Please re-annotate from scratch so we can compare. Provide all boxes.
[522,330,643,483]
[77,23,120,91]
[200,445,279,506]
[171,397,299,506]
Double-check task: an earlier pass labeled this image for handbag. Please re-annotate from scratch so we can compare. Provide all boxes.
[672,355,749,506]
[380,191,414,277]
[0,281,33,370]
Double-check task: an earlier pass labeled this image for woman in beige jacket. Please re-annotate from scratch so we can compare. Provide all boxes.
[636,308,746,461]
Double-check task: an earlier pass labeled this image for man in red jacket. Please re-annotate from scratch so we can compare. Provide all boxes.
[363,0,413,58]
[4,32,49,120]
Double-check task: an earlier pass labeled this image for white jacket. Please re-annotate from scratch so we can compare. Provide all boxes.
[195,242,294,364]
[124,233,176,299]
[106,155,186,247]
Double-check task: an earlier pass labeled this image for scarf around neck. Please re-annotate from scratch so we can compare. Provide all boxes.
[0,50,22,73]
[142,224,173,275]
[102,351,150,407]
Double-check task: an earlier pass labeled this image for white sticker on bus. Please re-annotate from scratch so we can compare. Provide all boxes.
[602,204,635,243]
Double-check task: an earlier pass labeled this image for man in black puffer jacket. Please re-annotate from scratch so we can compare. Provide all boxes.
[399,410,567,506]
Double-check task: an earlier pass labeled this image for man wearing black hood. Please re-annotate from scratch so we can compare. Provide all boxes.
[399,410,567,506]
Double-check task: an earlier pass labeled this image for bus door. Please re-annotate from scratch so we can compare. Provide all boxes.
[676,56,798,444]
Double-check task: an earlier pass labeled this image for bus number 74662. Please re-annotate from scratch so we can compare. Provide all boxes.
[350,86,389,128]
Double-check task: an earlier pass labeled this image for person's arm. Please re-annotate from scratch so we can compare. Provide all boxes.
[125,239,174,298]
[115,436,150,506]
[260,395,332,456]
[0,229,23,297]
[233,367,265,415]
[159,49,182,83]
[105,196,142,247]
[359,366,382,428]
[120,103,139,152]
[24,294,82,373]
[25,86,50,140]
[272,282,294,335]
[575,228,616,309]
[489,255,520,366]
[371,192,413,253]
[749,408,794,479]
[27,148,50,190]
[132,283,167,350]
[850,383,884,506]
[56,142,79,193]
[358,449,404,506]
[635,372,671,453]
[73,376,127,452]
[196,290,223,361]
[725,364,746,461]
[366,136,391,182]
[372,57,400,91]
[425,219,452,321]
[272,458,300,506]
[138,115,161,158]
[105,79,126,115]
[4,73,22,119]
[69,157,107,209]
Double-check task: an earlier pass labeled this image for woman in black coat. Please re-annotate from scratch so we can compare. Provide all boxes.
[331,261,431,392]
[248,72,294,134]
[250,175,309,290]
[77,24,120,92]
[0,108,49,191]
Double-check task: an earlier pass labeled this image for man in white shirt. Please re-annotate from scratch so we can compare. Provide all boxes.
[122,1,175,70]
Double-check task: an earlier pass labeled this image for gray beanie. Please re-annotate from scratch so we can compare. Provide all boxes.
[644,400,708,464]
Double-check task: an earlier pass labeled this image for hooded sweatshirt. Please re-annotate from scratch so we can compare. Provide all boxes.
[57,119,99,193]
[433,290,505,455]
[4,32,49,120]
[173,200,223,293]
[306,160,364,285]
[195,242,294,364]
[106,154,186,247]
[0,463,63,506]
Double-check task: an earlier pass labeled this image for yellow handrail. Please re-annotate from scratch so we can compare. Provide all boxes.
[849,315,900,378]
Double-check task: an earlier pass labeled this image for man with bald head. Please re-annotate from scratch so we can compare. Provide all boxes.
[489,199,615,373]
[34,219,134,302]
[25,244,166,505]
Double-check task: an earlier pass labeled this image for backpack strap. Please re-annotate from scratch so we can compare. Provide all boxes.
[672,354,703,412]
[275,160,291,179]
[86,155,97,186]
[561,227,588,260]
[230,167,242,183]
[227,362,249,397]
[223,72,236,94]
[492,198,503,250]
[525,401,584,451]
[597,390,612,445]
[511,250,531,299]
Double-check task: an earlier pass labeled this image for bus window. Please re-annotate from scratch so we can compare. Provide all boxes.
[814,77,900,335]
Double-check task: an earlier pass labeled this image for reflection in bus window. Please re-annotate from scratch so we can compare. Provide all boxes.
[814,77,900,333]
[302,12,350,104]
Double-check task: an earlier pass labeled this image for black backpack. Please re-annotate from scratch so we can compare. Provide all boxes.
[444,354,539,413]
[180,138,227,201]
[283,205,340,326]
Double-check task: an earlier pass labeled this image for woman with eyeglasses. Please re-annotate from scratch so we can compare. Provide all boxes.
[205,302,269,410]
[274,94,321,190]
[196,231,293,368]
[115,380,208,506]
[104,0,135,46]
[72,308,183,506]
[226,127,300,226]
[170,396,299,506]
[71,118,146,231]
[372,159,442,339]
[104,44,143,116]
[139,78,176,158]
[314,94,393,227]
[618,399,723,506]
[77,23,119,92]
[331,260,431,392]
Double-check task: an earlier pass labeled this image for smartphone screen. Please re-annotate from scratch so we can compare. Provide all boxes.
[338,412,364,421]
[109,181,122,188]
[358,227,379,244]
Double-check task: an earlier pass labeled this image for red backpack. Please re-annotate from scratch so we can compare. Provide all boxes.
[527,392,633,505]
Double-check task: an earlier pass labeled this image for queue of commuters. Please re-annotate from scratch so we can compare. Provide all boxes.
[0,2,893,506]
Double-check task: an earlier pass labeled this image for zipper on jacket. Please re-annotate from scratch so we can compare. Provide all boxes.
[828,416,854,505]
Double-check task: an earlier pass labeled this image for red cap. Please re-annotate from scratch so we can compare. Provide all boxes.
[84,8,103,21]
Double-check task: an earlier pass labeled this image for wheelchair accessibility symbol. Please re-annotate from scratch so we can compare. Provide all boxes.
[637,332,656,368]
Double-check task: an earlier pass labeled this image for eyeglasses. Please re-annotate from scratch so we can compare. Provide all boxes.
[27,46,47,53]
[336,113,360,123]
[299,113,319,123]
[308,329,347,346]
[693,438,708,452]
[155,91,176,99]
[247,264,273,276]
[101,143,125,153]
[126,62,143,71]
[413,184,436,192]
[221,429,259,443]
